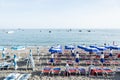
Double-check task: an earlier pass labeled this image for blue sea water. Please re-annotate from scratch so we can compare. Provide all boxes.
[0,29,120,46]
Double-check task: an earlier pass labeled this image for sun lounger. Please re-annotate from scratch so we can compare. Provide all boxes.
[111,61,119,66]
[116,67,120,72]
[104,61,111,66]
[103,67,115,78]
[90,67,115,78]
[66,60,74,65]
[51,67,61,75]
[85,60,91,65]
[78,68,86,75]
[66,68,78,76]
[4,73,20,80]
[17,74,31,80]
[41,66,52,76]
[0,62,12,70]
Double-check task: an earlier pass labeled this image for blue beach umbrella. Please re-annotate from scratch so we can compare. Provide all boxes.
[49,48,62,53]
[105,45,120,50]
[111,46,120,50]
[84,47,98,53]
[77,45,87,50]
[89,45,97,48]
[49,45,62,53]
[65,45,75,50]
[96,47,107,51]
[105,45,112,49]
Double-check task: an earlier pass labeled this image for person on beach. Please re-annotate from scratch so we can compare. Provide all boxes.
[109,49,113,65]
[65,63,70,76]
[75,51,80,66]
[49,53,54,65]
[71,49,76,60]
[100,52,105,68]
[109,49,113,58]
[66,63,70,71]
[37,47,40,56]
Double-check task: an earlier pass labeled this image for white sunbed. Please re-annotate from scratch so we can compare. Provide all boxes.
[0,62,12,70]
[4,73,20,80]
[116,67,120,72]
[17,74,31,80]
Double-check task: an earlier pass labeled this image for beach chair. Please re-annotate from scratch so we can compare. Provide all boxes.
[103,67,115,78]
[94,68,104,77]
[66,68,78,76]
[0,62,12,70]
[104,60,111,66]
[66,60,74,65]
[95,55,100,59]
[88,65,98,77]
[55,59,61,65]
[93,60,100,66]
[51,67,61,76]
[4,73,20,80]
[85,60,91,66]
[116,67,120,72]
[111,61,119,66]
[77,68,86,76]
[17,74,31,80]
[41,66,52,76]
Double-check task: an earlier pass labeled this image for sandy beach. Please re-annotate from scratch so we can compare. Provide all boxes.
[0,46,120,80]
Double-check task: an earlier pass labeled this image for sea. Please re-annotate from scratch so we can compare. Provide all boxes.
[0,29,120,47]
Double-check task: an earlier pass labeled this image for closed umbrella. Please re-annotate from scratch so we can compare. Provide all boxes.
[28,50,35,71]
[0,47,6,59]
[2,48,6,59]
[13,54,18,70]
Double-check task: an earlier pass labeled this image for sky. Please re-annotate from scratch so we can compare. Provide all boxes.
[0,0,120,29]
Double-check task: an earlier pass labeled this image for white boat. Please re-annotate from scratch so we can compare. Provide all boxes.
[6,31,14,34]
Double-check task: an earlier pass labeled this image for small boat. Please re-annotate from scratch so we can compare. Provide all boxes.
[49,31,51,33]
[79,30,82,32]
[87,30,91,32]
[6,31,14,34]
